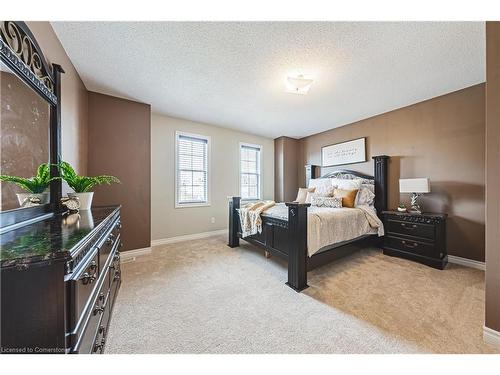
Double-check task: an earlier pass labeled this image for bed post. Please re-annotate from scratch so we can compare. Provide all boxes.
[372,155,389,218]
[285,202,310,292]
[228,196,241,248]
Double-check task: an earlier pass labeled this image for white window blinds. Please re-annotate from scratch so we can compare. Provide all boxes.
[176,132,209,206]
[240,144,261,200]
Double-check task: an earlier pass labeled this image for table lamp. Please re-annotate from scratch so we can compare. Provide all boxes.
[399,178,430,214]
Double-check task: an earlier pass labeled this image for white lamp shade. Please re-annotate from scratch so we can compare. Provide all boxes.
[399,178,430,193]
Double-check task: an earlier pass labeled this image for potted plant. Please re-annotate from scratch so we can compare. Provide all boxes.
[397,203,407,212]
[0,163,57,207]
[57,161,120,210]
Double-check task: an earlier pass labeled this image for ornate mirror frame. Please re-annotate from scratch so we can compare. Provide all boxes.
[0,21,64,229]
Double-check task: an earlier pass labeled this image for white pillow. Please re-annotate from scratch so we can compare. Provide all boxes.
[308,178,332,190]
[355,187,376,207]
[295,187,315,204]
[306,190,334,204]
[361,183,375,194]
[330,178,362,191]
[315,184,335,197]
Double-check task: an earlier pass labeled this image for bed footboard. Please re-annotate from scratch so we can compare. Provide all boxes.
[227,197,310,292]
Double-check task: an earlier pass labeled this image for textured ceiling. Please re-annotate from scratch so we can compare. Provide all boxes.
[51,22,485,139]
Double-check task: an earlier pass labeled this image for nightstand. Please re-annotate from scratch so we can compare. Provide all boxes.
[382,211,448,269]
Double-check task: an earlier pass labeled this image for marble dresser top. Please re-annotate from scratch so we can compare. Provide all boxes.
[0,206,120,269]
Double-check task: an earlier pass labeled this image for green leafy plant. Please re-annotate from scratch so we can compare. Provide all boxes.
[57,161,121,193]
[0,163,58,193]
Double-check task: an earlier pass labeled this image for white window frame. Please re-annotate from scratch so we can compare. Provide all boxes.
[239,142,262,202]
[175,130,211,208]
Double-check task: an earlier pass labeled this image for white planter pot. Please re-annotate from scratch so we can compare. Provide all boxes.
[16,192,50,207]
[68,192,94,210]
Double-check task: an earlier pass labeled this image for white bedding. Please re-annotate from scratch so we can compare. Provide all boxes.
[261,203,384,256]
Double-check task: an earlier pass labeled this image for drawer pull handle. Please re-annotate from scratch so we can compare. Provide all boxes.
[117,222,122,230]
[93,305,105,315]
[80,260,97,285]
[80,260,98,284]
[98,292,105,302]
[98,325,106,335]
[401,240,418,248]
[107,234,115,246]
[401,223,417,229]
[88,260,97,271]
[81,272,97,285]
[93,338,106,353]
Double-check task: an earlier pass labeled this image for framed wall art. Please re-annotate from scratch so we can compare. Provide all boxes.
[321,137,366,167]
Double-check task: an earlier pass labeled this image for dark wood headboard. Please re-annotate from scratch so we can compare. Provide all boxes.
[304,155,389,218]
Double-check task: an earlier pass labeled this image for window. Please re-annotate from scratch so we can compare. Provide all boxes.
[175,131,210,207]
[240,143,262,200]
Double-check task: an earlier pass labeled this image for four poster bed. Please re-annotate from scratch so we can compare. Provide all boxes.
[228,155,389,292]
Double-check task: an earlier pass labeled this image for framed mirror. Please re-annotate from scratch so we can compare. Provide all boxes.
[0,21,64,229]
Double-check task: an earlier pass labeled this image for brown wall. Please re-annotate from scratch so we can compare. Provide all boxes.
[485,22,500,332]
[87,92,151,251]
[298,84,486,261]
[26,22,88,176]
[274,136,300,202]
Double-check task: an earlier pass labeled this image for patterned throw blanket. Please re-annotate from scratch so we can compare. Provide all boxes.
[238,200,276,237]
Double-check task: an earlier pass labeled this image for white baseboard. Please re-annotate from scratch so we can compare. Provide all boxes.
[151,229,228,247]
[447,255,485,270]
[120,246,152,261]
[484,326,500,348]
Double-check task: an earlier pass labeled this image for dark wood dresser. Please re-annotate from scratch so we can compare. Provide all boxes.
[382,210,447,269]
[0,206,121,354]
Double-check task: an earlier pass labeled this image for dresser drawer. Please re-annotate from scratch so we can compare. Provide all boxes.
[385,235,443,259]
[91,289,113,354]
[72,272,109,353]
[98,228,118,274]
[92,320,107,354]
[386,219,435,240]
[69,240,120,350]
[68,250,100,330]
[109,253,121,306]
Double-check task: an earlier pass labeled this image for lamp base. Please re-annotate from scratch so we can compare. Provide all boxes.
[410,193,423,214]
[409,205,422,214]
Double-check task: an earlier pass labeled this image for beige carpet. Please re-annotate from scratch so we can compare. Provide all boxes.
[105,235,498,354]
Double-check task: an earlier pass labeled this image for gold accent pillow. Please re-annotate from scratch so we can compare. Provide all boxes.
[334,188,359,208]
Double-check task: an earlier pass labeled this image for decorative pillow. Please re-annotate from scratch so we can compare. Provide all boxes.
[361,183,375,194]
[334,188,359,208]
[311,196,342,208]
[314,184,336,197]
[308,178,334,190]
[295,187,315,204]
[355,187,375,207]
[305,191,315,204]
[330,178,363,191]
[305,185,336,204]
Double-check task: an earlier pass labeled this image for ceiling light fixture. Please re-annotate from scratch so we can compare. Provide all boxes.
[285,74,314,95]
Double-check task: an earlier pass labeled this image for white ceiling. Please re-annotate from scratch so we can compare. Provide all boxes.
[52,22,485,139]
